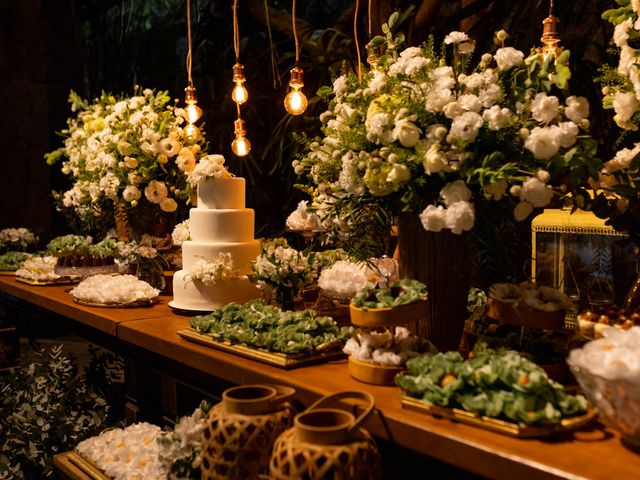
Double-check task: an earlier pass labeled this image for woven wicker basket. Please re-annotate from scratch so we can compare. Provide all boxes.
[312,289,351,327]
[201,385,296,480]
[269,391,381,480]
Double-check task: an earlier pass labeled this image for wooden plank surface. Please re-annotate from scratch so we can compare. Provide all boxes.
[4,278,640,479]
[118,313,640,480]
[0,277,168,335]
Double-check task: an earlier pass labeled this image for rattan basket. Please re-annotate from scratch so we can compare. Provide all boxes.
[269,391,381,480]
[200,385,296,480]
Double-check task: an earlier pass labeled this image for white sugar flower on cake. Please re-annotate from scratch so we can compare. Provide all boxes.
[172,219,191,245]
[15,256,60,282]
[186,253,238,286]
[70,274,160,305]
[318,260,379,298]
[187,154,231,188]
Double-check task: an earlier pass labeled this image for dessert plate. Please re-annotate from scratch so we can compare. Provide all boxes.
[72,297,159,308]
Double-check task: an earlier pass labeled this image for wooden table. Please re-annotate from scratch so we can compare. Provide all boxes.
[2,277,640,480]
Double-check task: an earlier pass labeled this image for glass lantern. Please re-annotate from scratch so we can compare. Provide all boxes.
[531,208,636,322]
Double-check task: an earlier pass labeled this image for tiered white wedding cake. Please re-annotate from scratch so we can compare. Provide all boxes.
[170,175,261,311]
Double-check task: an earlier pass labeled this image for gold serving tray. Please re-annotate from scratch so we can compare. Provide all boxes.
[400,395,598,438]
[15,276,77,286]
[177,328,345,369]
[72,297,159,308]
[53,450,110,480]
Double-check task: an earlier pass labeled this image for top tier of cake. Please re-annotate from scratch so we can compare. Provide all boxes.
[197,177,246,209]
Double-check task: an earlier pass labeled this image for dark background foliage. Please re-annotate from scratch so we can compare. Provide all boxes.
[0,0,617,287]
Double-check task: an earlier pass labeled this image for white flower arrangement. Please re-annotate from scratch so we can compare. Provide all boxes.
[0,227,36,250]
[317,260,379,298]
[15,256,61,282]
[187,253,238,286]
[172,219,191,246]
[286,200,324,231]
[70,274,160,304]
[297,19,600,257]
[250,238,315,301]
[45,87,208,224]
[186,154,231,188]
[343,326,423,366]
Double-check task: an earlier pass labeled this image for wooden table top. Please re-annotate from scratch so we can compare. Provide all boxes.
[3,277,640,479]
[0,276,169,335]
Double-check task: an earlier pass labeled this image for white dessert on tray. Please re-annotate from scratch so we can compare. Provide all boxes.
[15,256,65,283]
[70,274,159,306]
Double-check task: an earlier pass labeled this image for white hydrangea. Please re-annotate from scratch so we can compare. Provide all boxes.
[171,219,190,245]
[286,201,324,231]
[187,154,231,187]
[187,253,238,286]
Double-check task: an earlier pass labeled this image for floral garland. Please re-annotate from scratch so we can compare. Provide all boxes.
[45,87,208,226]
[296,21,599,257]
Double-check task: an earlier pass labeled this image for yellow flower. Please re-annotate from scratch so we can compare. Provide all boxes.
[124,156,138,169]
[144,180,168,204]
[160,197,177,212]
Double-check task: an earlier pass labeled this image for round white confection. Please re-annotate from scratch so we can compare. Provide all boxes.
[197,177,245,209]
[181,240,261,274]
[189,208,255,242]
[171,270,260,311]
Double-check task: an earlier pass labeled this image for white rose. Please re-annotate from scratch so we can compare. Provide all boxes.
[551,121,579,148]
[423,144,446,174]
[514,201,534,221]
[494,47,524,70]
[393,121,421,147]
[564,96,590,124]
[144,180,168,204]
[443,101,463,119]
[419,205,447,232]
[444,31,469,44]
[458,94,482,113]
[482,105,512,130]
[445,201,475,234]
[386,163,411,185]
[448,111,483,142]
[160,197,177,212]
[484,179,508,200]
[440,180,472,206]
[531,93,560,124]
[520,177,553,208]
[612,91,640,123]
[524,127,560,160]
[122,185,141,202]
[171,219,190,245]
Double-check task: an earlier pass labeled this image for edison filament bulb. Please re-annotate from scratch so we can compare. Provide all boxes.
[231,118,251,157]
[184,85,203,123]
[231,63,248,105]
[284,66,307,115]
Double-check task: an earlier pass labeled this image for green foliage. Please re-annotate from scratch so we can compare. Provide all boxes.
[0,345,110,479]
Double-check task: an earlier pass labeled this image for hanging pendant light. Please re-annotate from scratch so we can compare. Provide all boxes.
[284,0,307,115]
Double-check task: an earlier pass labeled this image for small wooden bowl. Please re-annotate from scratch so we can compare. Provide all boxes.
[347,356,404,386]
[349,298,427,328]
[486,298,566,330]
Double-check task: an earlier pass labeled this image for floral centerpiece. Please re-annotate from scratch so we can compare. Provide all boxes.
[297,23,599,256]
[250,238,315,310]
[0,227,37,252]
[596,2,640,245]
[45,87,208,237]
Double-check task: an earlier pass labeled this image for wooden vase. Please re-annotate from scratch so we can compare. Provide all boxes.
[397,214,469,352]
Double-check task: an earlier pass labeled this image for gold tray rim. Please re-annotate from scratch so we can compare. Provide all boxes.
[72,296,159,308]
[177,328,345,369]
[400,395,598,438]
[0,270,16,276]
[56,450,111,480]
[15,276,77,286]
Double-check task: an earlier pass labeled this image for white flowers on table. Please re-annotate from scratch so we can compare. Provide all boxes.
[70,274,160,304]
[15,256,60,282]
[343,327,422,366]
[286,201,323,231]
[317,260,379,299]
[186,154,231,188]
[187,253,238,286]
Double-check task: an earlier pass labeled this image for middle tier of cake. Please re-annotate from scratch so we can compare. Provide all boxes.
[189,208,255,242]
[180,240,261,274]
